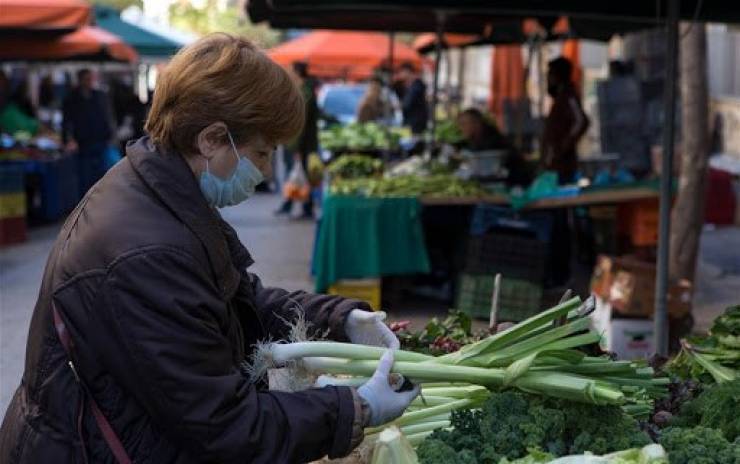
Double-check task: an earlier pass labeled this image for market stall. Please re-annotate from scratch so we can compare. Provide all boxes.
[0,1,139,246]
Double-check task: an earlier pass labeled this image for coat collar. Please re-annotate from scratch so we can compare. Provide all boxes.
[126,136,253,299]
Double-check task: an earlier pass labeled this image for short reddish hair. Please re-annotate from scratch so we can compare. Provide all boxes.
[146,33,305,155]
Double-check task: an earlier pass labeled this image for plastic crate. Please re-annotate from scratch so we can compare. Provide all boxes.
[25,155,80,223]
[465,233,547,282]
[0,216,27,246]
[328,278,381,310]
[0,192,26,219]
[456,273,543,322]
[469,205,553,242]
[0,163,25,194]
[618,199,659,247]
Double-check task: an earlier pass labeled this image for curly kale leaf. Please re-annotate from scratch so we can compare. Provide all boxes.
[672,379,740,441]
[658,426,740,464]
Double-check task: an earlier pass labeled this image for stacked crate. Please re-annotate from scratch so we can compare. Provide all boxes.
[457,206,552,322]
[0,163,27,246]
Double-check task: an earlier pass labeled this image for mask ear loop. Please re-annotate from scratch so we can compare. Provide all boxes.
[226,131,241,162]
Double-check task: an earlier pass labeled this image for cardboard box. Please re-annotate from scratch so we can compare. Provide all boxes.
[590,255,692,318]
[590,299,655,360]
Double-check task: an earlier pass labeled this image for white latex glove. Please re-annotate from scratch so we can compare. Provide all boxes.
[345,309,400,349]
[357,350,420,427]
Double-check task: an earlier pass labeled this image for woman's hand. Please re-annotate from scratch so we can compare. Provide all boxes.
[345,309,400,349]
[357,350,420,426]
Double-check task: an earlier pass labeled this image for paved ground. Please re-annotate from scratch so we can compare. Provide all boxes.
[1,192,739,415]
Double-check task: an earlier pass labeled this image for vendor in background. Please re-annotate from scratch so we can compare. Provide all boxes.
[62,69,113,194]
[357,76,385,123]
[0,71,39,136]
[397,62,428,135]
[276,61,319,219]
[457,108,531,187]
[541,57,589,185]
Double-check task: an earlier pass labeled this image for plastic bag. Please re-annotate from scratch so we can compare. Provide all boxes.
[283,160,311,201]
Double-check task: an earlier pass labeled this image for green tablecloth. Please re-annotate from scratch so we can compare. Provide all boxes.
[314,195,431,292]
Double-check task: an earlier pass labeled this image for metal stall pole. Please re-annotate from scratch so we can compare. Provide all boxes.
[429,11,446,150]
[654,0,680,357]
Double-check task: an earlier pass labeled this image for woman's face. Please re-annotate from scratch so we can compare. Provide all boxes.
[196,123,275,180]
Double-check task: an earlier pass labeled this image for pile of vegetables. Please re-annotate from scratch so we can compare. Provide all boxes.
[330,174,485,198]
[668,305,739,383]
[390,310,483,356]
[319,123,402,152]
[327,154,384,180]
[435,120,464,145]
[416,390,652,463]
[255,297,667,420]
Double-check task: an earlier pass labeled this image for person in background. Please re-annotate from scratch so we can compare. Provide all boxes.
[0,71,39,136]
[111,77,147,156]
[541,57,589,185]
[397,62,428,135]
[10,80,35,118]
[457,108,531,187]
[357,76,385,123]
[62,68,113,194]
[275,61,318,219]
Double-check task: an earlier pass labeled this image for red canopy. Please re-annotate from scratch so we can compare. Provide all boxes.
[0,0,91,33]
[0,25,138,62]
[268,30,424,80]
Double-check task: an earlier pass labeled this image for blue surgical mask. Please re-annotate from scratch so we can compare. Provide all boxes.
[199,131,265,208]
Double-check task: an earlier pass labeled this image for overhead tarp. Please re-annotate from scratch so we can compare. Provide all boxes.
[0,25,138,62]
[0,0,91,34]
[268,30,424,80]
[256,0,740,24]
[95,6,183,58]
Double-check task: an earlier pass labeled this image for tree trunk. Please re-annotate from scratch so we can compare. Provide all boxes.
[669,23,710,283]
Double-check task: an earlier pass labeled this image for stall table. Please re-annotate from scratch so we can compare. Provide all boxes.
[313,182,662,294]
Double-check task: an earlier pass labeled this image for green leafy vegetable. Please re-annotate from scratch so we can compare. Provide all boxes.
[657,426,740,464]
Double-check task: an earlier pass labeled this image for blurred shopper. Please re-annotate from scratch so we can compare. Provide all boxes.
[10,80,35,118]
[541,57,589,185]
[276,61,319,219]
[397,62,428,135]
[357,76,385,123]
[111,77,147,156]
[457,108,531,187]
[0,71,39,135]
[62,68,113,193]
[0,34,416,464]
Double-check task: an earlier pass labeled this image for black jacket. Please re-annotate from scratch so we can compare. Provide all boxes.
[402,78,428,135]
[62,88,112,146]
[0,136,368,463]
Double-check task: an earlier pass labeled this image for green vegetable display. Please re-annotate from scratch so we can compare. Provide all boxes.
[657,426,740,464]
[319,122,402,152]
[390,310,484,356]
[671,379,740,441]
[416,391,651,464]
[668,305,740,383]
[330,174,485,198]
[327,154,383,180]
[435,120,464,145]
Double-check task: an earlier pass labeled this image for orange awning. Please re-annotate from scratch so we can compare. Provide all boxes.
[268,30,425,80]
[488,45,525,124]
[412,33,478,53]
[0,25,138,62]
[0,0,91,33]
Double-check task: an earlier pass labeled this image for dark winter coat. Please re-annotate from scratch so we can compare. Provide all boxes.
[0,136,369,463]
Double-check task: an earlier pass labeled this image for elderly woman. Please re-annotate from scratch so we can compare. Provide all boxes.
[0,34,418,464]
